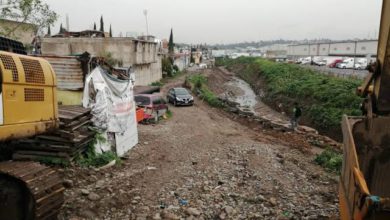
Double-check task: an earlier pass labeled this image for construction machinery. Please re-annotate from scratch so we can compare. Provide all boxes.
[0,37,64,219]
[340,1,390,219]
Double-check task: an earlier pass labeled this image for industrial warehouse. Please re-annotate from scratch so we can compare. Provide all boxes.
[287,39,378,59]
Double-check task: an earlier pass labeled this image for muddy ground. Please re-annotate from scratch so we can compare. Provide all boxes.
[59,70,339,220]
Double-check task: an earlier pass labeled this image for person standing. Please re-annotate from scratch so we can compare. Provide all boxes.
[291,102,302,130]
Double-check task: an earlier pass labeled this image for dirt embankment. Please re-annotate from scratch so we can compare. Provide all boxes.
[225,64,344,141]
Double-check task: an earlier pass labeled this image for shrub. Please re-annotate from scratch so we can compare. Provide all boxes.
[76,133,121,167]
[150,81,164,87]
[187,74,223,108]
[162,57,173,77]
[314,148,343,173]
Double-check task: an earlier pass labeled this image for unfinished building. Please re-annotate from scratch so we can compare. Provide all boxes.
[41,37,162,86]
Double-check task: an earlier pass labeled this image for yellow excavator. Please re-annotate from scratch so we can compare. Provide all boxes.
[340,1,390,219]
[0,37,64,219]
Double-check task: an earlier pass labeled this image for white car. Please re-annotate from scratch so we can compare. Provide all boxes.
[354,63,367,70]
[337,62,347,69]
[314,60,327,66]
[337,61,354,69]
[300,57,312,65]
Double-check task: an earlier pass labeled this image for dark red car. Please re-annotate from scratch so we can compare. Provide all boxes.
[134,94,168,118]
[328,59,343,68]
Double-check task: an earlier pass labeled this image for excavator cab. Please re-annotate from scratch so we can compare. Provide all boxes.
[340,1,390,219]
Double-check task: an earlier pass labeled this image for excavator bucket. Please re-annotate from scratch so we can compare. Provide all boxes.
[340,115,390,220]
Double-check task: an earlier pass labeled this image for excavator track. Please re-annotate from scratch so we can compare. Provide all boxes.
[0,161,65,220]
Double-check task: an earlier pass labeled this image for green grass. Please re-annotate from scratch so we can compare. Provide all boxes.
[165,109,173,118]
[38,157,70,167]
[149,81,164,87]
[314,148,343,173]
[187,74,223,108]
[218,57,363,133]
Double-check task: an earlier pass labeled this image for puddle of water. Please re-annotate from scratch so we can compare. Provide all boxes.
[226,77,258,112]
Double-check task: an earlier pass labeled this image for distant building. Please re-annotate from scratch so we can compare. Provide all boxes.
[0,19,37,45]
[265,50,287,60]
[287,40,378,59]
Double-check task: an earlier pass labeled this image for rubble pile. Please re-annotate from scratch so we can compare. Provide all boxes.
[59,140,339,220]
[13,106,95,161]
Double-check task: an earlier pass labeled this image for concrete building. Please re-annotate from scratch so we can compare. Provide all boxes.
[41,37,162,85]
[287,40,378,59]
[174,52,190,71]
[0,19,37,45]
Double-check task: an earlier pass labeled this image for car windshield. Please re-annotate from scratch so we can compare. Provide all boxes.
[175,88,189,95]
[135,96,151,106]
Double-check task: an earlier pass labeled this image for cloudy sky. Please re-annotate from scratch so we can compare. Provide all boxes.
[44,0,382,44]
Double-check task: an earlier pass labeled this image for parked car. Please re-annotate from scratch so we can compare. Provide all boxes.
[354,58,368,70]
[328,59,343,68]
[167,87,194,106]
[300,57,312,65]
[314,59,327,66]
[134,94,168,118]
[354,63,367,70]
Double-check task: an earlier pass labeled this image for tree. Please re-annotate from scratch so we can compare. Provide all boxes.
[93,22,96,30]
[0,0,58,37]
[109,24,112,37]
[168,28,174,54]
[100,15,104,32]
[47,25,50,35]
[59,23,66,34]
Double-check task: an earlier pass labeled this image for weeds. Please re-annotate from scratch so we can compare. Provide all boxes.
[38,157,70,167]
[150,81,164,87]
[76,132,121,168]
[165,109,173,119]
[314,148,343,173]
[187,74,223,108]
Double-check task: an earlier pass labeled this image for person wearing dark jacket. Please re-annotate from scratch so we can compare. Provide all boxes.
[291,102,302,130]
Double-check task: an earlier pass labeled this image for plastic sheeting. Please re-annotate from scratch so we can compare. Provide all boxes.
[83,67,138,156]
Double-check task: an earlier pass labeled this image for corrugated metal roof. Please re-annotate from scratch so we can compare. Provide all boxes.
[41,56,84,90]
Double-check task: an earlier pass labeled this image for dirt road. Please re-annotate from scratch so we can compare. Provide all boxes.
[59,73,339,220]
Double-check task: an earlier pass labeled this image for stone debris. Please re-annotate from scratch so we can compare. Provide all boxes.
[58,72,339,220]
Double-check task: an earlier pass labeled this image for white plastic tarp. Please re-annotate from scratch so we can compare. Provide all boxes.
[83,67,138,156]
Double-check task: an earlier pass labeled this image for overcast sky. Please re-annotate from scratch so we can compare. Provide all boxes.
[44,0,383,44]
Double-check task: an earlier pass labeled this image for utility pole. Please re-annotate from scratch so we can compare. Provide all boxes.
[353,40,357,76]
[143,9,149,36]
[66,14,70,32]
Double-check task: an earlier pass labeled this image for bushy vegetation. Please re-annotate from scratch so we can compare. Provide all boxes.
[76,133,121,168]
[314,148,343,173]
[149,81,164,87]
[38,157,70,167]
[187,74,223,107]
[218,57,363,134]
[162,57,180,77]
